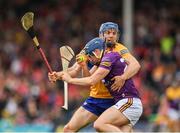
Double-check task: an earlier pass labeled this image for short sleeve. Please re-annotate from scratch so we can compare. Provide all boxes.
[99,54,113,70]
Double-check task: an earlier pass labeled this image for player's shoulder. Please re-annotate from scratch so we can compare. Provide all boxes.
[103,51,120,61]
[114,42,130,56]
[105,51,119,56]
[115,42,128,50]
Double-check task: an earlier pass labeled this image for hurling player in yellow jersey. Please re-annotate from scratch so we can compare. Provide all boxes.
[48,22,141,132]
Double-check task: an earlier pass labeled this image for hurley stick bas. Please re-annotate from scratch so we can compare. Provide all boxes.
[21,12,53,73]
[60,46,75,110]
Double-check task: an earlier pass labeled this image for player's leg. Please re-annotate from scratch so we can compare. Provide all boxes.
[63,96,114,132]
[63,106,98,132]
[120,124,133,132]
[94,98,143,132]
[93,107,129,132]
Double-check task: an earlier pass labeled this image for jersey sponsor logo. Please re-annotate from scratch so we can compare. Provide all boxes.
[100,61,111,67]
[120,49,129,55]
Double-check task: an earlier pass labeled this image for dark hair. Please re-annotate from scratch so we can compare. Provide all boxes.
[105,42,116,48]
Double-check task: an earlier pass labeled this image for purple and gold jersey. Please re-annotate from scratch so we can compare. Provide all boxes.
[89,42,132,98]
[99,51,140,102]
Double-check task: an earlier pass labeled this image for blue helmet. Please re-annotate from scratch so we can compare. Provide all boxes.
[99,22,119,34]
[84,37,105,56]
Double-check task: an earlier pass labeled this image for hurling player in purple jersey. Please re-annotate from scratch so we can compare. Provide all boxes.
[61,37,143,132]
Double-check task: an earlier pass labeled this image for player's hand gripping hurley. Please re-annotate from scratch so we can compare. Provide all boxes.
[21,12,53,73]
[60,46,74,110]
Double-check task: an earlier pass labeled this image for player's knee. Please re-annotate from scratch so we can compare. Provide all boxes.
[93,120,103,131]
[63,124,74,132]
[63,124,69,132]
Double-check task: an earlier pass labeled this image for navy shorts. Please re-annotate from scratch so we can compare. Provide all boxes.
[82,97,114,116]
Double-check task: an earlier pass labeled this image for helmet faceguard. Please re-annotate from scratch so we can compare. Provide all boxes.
[84,37,105,59]
[99,22,119,42]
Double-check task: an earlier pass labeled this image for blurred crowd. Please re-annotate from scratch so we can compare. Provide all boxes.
[0,0,179,132]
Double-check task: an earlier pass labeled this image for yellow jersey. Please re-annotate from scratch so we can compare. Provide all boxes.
[166,86,180,100]
[89,42,132,98]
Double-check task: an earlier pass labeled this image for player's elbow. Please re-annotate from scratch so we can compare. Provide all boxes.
[136,61,141,71]
[131,59,141,73]
[128,56,141,73]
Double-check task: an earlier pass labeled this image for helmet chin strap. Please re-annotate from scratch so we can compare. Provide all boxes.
[92,49,104,59]
[91,49,104,66]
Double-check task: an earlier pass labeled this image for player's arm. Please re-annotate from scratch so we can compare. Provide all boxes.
[67,62,82,77]
[66,63,77,72]
[81,62,91,77]
[48,50,87,82]
[121,54,140,79]
[89,65,98,74]
[65,48,87,77]
[60,52,88,78]
[111,48,141,90]
[81,64,98,77]
[75,53,92,77]
[119,46,141,79]
[62,67,109,86]
[58,62,82,78]
[48,62,81,82]
[76,52,98,77]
